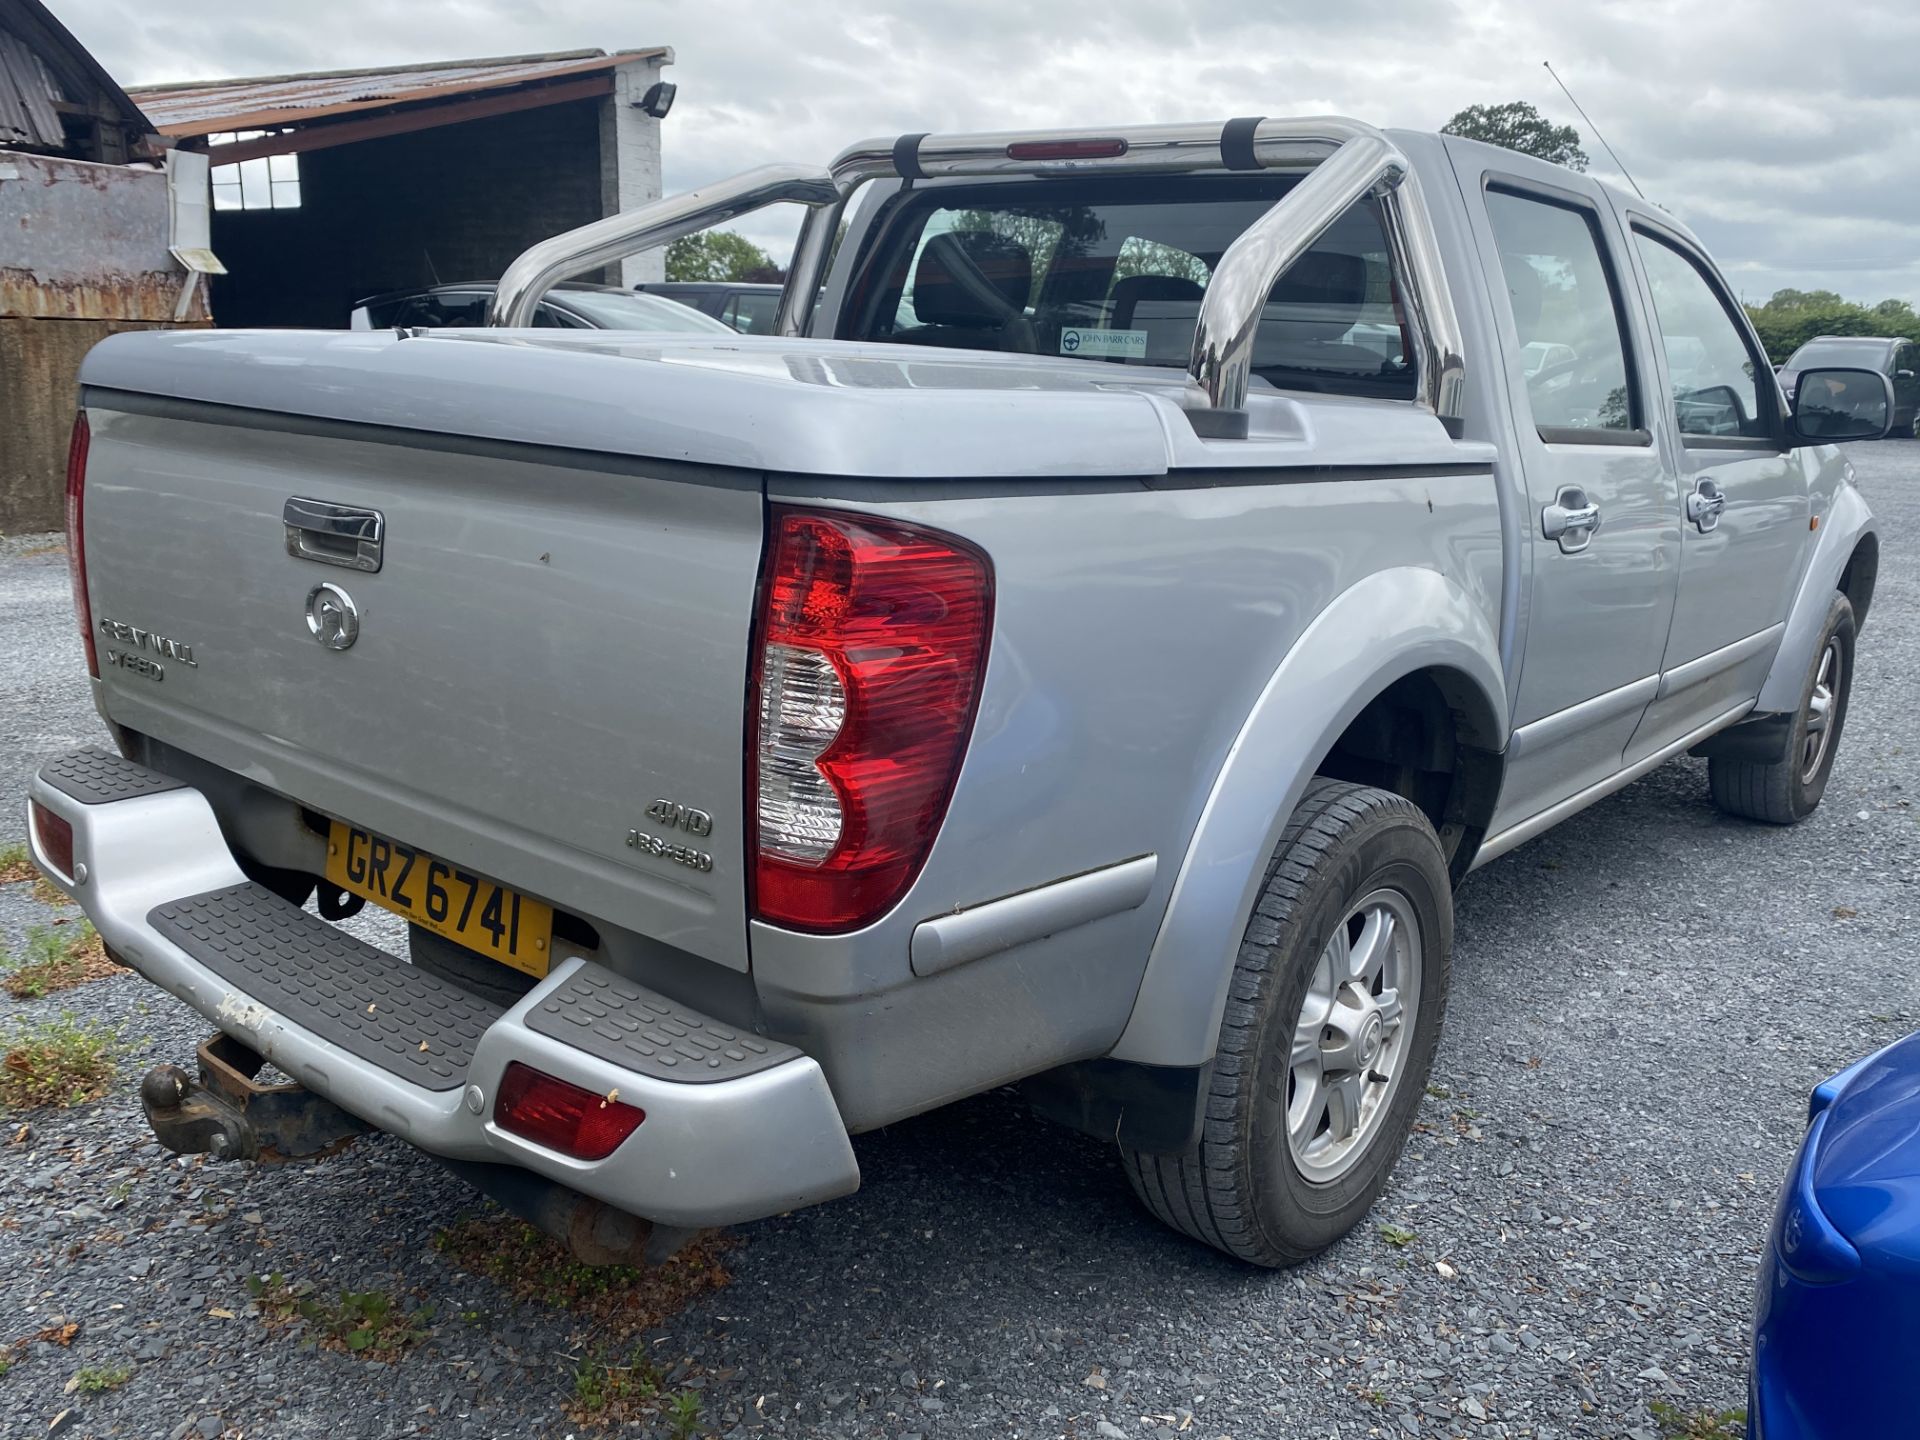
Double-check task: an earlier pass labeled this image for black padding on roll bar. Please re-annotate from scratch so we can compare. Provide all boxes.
[1221,116,1265,171]
[893,132,929,180]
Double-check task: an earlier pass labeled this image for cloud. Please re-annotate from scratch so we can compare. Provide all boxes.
[53,0,1920,302]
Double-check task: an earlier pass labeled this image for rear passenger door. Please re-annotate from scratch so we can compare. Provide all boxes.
[1455,159,1680,828]
[1618,218,1810,758]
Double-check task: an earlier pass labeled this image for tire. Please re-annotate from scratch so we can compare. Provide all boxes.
[1121,779,1451,1267]
[407,923,537,1007]
[1709,592,1854,825]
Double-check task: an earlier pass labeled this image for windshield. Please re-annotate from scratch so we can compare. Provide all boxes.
[1786,339,1891,371]
[556,291,735,333]
[840,176,1416,402]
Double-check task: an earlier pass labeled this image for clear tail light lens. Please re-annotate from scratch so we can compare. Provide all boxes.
[66,412,97,678]
[750,508,993,933]
[493,1061,645,1160]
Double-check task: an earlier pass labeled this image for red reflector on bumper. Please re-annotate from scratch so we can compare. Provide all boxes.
[493,1061,645,1160]
[30,800,74,882]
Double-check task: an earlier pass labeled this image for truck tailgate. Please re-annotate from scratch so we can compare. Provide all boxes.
[79,397,762,971]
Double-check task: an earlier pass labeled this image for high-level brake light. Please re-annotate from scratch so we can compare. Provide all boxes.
[1006,138,1129,161]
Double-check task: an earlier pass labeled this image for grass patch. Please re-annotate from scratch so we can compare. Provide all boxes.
[0,1014,118,1110]
[30,875,69,907]
[1650,1401,1747,1439]
[0,842,32,885]
[246,1273,434,1360]
[432,1215,733,1338]
[567,1346,703,1435]
[69,1361,134,1393]
[3,922,124,999]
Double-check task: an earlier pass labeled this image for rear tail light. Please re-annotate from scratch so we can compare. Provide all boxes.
[493,1061,645,1160]
[30,800,75,884]
[66,412,97,678]
[749,508,993,933]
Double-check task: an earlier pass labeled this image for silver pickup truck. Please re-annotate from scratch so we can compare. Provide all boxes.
[31,117,1887,1268]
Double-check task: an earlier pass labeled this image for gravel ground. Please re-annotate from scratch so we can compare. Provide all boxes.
[1,443,1914,1440]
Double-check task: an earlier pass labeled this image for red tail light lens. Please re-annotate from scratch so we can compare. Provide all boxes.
[1007,138,1129,161]
[493,1061,645,1160]
[66,412,97,678]
[750,508,993,933]
[30,800,75,884]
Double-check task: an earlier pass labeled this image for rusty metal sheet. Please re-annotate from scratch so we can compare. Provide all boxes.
[0,150,205,321]
[128,47,667,138]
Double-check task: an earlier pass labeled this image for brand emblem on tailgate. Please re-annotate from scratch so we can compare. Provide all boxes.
[97,617,198,681]
[305,582,360,651]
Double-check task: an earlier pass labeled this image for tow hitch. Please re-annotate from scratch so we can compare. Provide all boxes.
[140,1033,369,1163]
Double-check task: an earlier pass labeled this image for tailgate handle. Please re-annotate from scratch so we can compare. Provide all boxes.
[284,497,384,573]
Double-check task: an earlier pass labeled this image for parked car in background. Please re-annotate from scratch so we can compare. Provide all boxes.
[1751,1032,1920,1437]
[632,280,782,333]
[349,282,732,334]
[1521,340,1576,376]
[1779,336,1919,437]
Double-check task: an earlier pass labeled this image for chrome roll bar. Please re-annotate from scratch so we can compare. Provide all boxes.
[488,117,1466,431]
[488,164,838,327]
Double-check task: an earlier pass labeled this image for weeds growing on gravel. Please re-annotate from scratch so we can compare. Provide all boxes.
[0,842,32,885]
[1378,1223,1416,1247]
[3,922,123,999]
[0,1013,118,1109]
[432,1214,733,1337]
[245,1273,435,1360]
[1650,1401,1747,1439]
[567,1347,703,1436]
[69,1361,134,1393]
[30,874,68,907]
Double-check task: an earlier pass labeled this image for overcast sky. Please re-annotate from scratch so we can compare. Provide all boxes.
[56,0,1920,305]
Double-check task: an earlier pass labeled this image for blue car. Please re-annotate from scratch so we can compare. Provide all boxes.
[1753,1032,1920,1437]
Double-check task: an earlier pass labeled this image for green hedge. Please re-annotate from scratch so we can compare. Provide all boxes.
[1745,291,1920,365]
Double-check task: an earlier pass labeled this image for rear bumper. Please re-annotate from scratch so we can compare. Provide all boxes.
[27,750,859,1229]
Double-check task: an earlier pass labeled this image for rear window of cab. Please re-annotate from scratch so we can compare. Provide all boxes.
[838,175,1418,403]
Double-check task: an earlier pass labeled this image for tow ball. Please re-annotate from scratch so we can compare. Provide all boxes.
[139,1033,369,1163]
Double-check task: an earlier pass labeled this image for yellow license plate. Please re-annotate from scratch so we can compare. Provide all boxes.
[324,822,553,979]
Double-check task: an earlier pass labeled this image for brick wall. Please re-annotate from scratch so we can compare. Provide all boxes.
[208,98,611,329]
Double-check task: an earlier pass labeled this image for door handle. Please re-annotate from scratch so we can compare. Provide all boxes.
[284,497,384,573]
[1687,478,1727,533]
[1541,487,1601,554]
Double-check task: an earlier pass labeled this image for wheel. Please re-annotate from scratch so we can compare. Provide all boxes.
[407,923,537,1007]
[1121,778,1451,1267]
[1709,592,1854,824]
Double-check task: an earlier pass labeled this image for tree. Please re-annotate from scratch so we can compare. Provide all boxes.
[665,230,778,283]
[1744,288,1920,365]
[1441,101,1588,171]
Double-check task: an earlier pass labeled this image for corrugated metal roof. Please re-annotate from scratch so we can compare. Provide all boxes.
[0,0,157,161]
[128,48,668,138]
[0,24,69,148]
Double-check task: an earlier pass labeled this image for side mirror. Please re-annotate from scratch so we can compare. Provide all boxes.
[1787,366,1894,446]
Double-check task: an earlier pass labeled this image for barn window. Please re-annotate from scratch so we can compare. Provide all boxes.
[208,133,301,211]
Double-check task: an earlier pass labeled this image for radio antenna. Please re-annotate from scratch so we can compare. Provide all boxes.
[1542,60,1646,199]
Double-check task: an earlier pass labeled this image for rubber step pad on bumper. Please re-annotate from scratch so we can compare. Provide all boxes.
[148,884,501,1091]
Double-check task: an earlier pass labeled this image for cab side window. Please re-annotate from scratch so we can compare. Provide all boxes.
[1633,230,1771,442]
[1483,186,1641,442]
